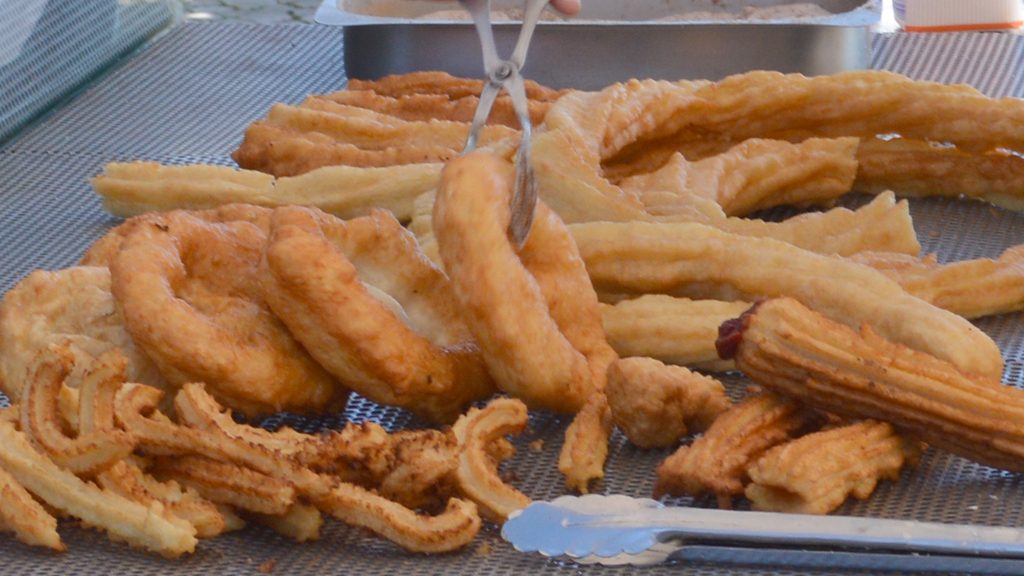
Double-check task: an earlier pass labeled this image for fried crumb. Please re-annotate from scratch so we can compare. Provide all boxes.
[500,469,520,483]
[257,559,278,574]
[475,541,494,556]
[528,439,545,452]
[928,230,940,239]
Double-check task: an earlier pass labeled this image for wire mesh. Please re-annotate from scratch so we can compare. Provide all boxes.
[0,22,1023,575]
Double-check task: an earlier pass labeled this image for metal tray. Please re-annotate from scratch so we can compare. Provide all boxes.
[316,0,880,88]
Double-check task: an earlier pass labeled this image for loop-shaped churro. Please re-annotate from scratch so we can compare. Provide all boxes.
[451,398,531,523]
[109,209,345,416]
[434,151,617,413]
[20,347,135,475]
[259,206,494,423]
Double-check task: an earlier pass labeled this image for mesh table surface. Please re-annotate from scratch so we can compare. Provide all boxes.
[3,22,1024,574]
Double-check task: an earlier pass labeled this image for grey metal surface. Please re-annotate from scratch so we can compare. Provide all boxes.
[0,0,176,144]
[1,21,1024,575]
[320,0,878,88]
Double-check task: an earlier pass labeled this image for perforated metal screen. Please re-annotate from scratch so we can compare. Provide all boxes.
[2,22,1024,575]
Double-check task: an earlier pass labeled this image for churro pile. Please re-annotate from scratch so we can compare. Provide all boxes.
[5,68,1024,558]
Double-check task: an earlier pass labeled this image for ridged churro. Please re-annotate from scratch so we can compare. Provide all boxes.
[746,420,922,515]
[719,298,1024,473]
[572,220,1003,380]
[654,392,820,507]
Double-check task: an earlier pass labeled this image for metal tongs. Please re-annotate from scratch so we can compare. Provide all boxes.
[502,495,1024,573]
[459,0,548,247]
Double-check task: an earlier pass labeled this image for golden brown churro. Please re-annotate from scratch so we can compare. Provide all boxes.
[719,298,1024,473]
[600,296,750,371]
[451,398,531,522]
[653,392,820,507]
[571,220,1003,380]
[850,246,1024,320]
[745,420,922,515]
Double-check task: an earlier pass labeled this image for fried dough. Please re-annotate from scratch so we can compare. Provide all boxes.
[605,357,730,449]
[109,210,345,416]
[720,298,1024,474]
[850,246,1024,319]
[0,266,164,401]
[259,206,493,423]
[653,392,819,507]
[601,296,750,371]
[91,161,442,222]
[746,420,922,515]
[571,220,1003,380]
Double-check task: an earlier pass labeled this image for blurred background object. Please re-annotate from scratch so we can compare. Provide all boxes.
[0,0,176,143]
[182,0,320,23]
[895,0,1023,32]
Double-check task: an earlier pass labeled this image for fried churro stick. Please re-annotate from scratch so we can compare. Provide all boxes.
[96,460,228,539]
[76,351,229,539]
[151,456,295,516]
[680,70,1024,153]
[171,378,333,467]
[653,392,819,507]
[0,420,197,557]
[232,102,516,176]
[745,420,922,515]
[321,90,553,128]
[558,393,614,494]
[116,383,326,495]
[571,220,1003,380]
[168,383,482,552]
[234,121,457,175]
[451,398,531,523]
[92,161,442,222]
[20,347,135,475]
[0,464,63,551]
[719,298,1024,473]
[601,296,750,372]
[531,131,919,257]
[347,71,566,101]
[312,483,481,553]
[267,102,518,151]
[605,357,731,449]
[850,246,1024,320]
[854,138,1024,212]
[622,137,860,217]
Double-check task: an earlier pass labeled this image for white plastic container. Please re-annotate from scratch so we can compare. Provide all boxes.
[895,0,1023,31]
